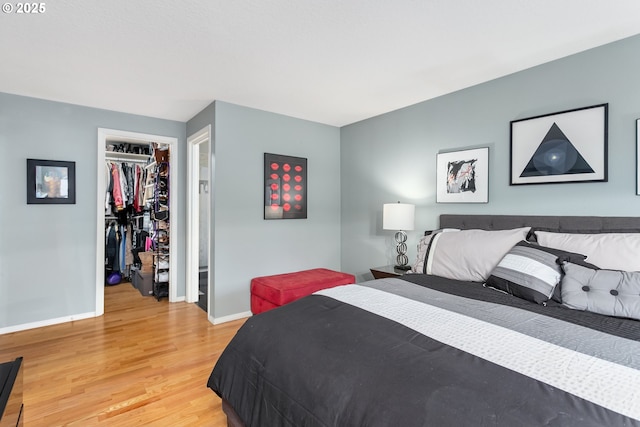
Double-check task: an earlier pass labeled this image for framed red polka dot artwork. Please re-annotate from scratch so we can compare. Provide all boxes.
[264,153,307,219]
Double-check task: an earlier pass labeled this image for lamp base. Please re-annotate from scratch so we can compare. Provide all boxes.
[394,264,412,271]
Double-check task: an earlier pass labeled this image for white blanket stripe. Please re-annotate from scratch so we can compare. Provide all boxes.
[315,284,640,421]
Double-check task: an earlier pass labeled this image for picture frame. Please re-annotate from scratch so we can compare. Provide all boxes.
[26,158,76,204]
[510,104,608,185]
[264,153,307,219]
[436,147,489,203]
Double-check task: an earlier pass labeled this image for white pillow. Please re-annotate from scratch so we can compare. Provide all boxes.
[534,231,640,271]
[411,228,459,273]
[425,227,531,282]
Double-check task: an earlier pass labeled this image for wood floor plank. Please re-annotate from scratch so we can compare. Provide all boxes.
[0,283,245,426]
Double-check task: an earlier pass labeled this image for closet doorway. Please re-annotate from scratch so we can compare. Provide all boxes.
[186,126,212,315]
[96,128,179,316]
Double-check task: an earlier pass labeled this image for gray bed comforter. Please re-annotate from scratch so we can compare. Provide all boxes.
[207,275,640,426]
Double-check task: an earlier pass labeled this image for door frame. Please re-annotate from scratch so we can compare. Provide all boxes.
[96,128,179,316]
[186,125,211,307]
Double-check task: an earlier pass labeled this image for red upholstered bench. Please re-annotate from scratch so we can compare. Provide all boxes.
[250,268,355,315]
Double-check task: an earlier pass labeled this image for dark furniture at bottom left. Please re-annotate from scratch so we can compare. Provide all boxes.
[0,357,23,427]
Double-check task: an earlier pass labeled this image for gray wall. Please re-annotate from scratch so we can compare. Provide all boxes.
[188,101,342,320]
[5,34,640,329]
[0,93,186,330]
[340,34,640,282]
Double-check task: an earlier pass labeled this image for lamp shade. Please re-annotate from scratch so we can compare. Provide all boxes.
[383,203,415,231]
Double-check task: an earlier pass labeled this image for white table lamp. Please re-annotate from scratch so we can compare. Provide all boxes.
[383,202,415,270]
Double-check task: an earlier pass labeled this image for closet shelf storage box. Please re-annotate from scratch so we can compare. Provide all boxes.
[138,251,154,273]
[132,269,153,296]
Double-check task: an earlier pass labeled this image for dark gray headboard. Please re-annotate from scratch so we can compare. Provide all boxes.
[439,214,640,233]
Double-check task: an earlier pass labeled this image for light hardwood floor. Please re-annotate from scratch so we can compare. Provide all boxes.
[0,283,246,426]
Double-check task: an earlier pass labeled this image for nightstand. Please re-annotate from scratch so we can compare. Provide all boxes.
[370,265,410,279]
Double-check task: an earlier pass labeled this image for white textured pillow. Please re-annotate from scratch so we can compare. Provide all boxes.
[411,228,459,274]
[425,227,531,282]
[561,261,640,320]
[534,231,640,271]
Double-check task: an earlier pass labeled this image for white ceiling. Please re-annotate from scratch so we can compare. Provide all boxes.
[2,1,640,127]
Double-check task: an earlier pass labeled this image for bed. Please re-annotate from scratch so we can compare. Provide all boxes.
[207,215,640,426]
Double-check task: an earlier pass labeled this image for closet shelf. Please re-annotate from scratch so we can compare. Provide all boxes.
[105,151,151,163]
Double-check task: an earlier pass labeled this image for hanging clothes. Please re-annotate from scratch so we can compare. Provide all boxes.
[118,163,128,208]
[105,159,152,279]
[105,163,113,216]
[138,166,145,210]
[110,163,125,211]
[119,224,127,276]
[105,222,119,272]
[125,223,134,267]
[105,161,148,214]
[105,143,155,283]
[142,164,155,207]
[133,165,140,212]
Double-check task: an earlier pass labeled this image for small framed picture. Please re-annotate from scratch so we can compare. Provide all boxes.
[436,147,489,203]
[264,153,307,219]
[510,104,608,185]
[26,159,76,204]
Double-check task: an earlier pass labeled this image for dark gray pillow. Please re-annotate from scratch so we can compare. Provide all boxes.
[486,241,588,305]
[561,262,640,321]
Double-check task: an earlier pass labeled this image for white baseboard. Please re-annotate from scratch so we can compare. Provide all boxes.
[0,311,97,335]
[210,311,252,325]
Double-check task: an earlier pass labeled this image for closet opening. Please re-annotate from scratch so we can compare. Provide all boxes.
[96,129,179,316]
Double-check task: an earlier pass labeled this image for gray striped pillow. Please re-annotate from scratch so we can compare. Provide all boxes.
[486,241,568,304]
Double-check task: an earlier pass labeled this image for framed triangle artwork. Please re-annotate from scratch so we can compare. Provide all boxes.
[510,104,608,185]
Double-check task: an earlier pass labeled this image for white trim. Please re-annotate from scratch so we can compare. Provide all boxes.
[97,130,106,316]
[186,126,211,308]
[97,128,179,316]
[637,118,640,196]
[210,311,252,325]
[0,312,95,335]
[168,134,179,302]
[186,134,199,304]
